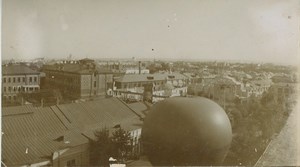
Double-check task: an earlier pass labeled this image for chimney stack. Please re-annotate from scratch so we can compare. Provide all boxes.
[56,97,60,105]
[139,61,141,74]
[41,98,44,107]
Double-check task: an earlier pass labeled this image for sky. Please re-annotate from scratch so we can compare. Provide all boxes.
[2,0,300,65]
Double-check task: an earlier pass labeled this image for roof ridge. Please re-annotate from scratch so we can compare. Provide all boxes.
[2,111,33,117]
[115,97,144,120]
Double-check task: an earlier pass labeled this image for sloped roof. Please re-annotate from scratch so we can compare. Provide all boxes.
[2,106,68,166]
[214,76,237,86]
[115,73,188,83]
[2,64,40,75]
[2,97,142,166]
[127,101,151,118]
[55,97,142,132]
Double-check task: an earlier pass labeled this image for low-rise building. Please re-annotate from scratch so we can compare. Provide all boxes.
[125,68,149,74]
[246,79,273,97]
[113,73,190,102]
[2,64,41,104]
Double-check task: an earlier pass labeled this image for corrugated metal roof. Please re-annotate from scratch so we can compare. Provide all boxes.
[2,97,142,166]
[2,64,40,75]
[2,106,68,166]
[127,102,150,118]
[56,98,142,132]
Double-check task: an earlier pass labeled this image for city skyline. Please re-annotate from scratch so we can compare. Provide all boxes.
[2,0,299,65]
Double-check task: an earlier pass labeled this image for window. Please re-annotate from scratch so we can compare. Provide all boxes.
[67,159,76,167]
[34,77,37,82]
[8,87,11,92]
[4,87,6,92]
[8,78,11,83]
[3,78,6,83]
[23,77,25,82]
[13,77,16,83]
[13,96,16,100]
[18,77,21,82]
[29,77,32,83]
[94,81,96,87]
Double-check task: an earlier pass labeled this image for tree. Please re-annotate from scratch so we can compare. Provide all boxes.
[111,128,133,162]
[90,127,133,166]
[90,127,114,166]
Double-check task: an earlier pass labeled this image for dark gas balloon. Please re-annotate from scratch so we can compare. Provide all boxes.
[142,97,232,166]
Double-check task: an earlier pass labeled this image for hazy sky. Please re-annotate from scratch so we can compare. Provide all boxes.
[2,0,299,65]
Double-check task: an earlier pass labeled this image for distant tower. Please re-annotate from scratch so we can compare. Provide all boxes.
[68,54,72,60]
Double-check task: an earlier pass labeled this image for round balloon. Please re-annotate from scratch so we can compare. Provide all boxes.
[142,97,232,166]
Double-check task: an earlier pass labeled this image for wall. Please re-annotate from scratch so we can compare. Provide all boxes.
[52,144,90,167]
[2,74,40,103]
[80,74,92,97]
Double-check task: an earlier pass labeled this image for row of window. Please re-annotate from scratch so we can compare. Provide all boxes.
[120,81,166,89]
[3,76,38,83]
[48,75,81,85]
[3,95,17,101]
[3,86,39,93]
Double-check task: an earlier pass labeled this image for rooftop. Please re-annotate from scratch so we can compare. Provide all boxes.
[2,97,142,166]
[43,59,112,74]
[115,72,188,83]
[2,64,40,75]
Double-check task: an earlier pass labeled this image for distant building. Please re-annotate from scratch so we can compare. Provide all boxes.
[271,74,294,83]
[2,64,41,104]
[246,79,273,97]
[270,83,296,104]
[42,58,113,99]
[98,60,148,74]
[182,73,202,84]
[113,73,190,102]
[125,68,149,74]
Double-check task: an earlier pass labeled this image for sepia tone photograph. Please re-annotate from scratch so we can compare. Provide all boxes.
[1,0,300,166]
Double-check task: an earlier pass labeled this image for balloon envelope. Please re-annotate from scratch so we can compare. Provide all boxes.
[142,97,232,166]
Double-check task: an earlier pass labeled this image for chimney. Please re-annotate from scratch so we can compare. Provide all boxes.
[21,97,24,106]
[41,98,44,107]
[56,97,60,105]
[139,61,141,74]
